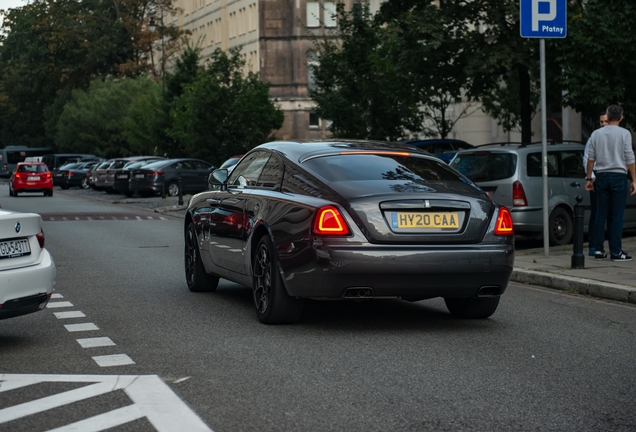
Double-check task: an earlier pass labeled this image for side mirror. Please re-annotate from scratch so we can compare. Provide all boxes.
[209,168,228,186]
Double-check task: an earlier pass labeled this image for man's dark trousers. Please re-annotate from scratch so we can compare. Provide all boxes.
[594,172,629,256]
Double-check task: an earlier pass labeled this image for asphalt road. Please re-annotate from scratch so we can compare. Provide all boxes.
[1,186,636,431]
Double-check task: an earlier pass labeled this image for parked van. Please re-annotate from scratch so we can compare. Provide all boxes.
[449,141,636,245]
[42,153,99,174]
[0,146,53,177]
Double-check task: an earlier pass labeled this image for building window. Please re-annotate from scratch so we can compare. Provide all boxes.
[307,50,318,92]
[307,2,320,27]
[324,2,337,27]
[309,112,320,128]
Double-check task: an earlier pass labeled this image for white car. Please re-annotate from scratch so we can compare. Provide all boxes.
[0,205,56,319]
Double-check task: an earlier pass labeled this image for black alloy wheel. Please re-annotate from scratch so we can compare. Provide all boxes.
[549,207,573,246]
[444,297,500,319]
[252,235,304,324]
[184,223,219,292]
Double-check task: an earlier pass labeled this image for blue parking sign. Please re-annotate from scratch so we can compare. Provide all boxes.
[520,0,567,38]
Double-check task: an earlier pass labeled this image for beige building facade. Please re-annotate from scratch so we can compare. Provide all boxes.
[169,0,382,141]
[168,0,581,145]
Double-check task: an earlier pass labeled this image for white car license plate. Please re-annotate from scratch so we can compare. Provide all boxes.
[28,176,40,181]
[0,238,31,259]
[118,174,128,179]
[135,174,144,178]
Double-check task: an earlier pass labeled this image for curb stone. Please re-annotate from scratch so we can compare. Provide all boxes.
[511,268,636,304]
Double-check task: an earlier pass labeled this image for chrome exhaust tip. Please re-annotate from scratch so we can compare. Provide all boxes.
[477,286,502,297]
[343,287,374,299]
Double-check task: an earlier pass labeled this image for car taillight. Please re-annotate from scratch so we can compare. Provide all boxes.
[14,173,21,180]
[512,181,528,206]
[151,171,164,176]
[494,206,514,235]
[36,230,45,248]
[313,206,351,236]
[86,172,92,179]
[65,172,73,177]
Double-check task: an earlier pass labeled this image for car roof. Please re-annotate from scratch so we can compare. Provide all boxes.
[458,141,585,153]
[253,140,433,162]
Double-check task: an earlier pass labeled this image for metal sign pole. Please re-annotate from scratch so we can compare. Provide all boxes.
[540,38,549,256]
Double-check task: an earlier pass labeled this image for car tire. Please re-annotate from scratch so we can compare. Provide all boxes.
[184,222,219,292]
[60,185,69,190]
[252,235,304,324]
[167,181,180,197]
[549,207,573,246]
[13,191,18,197]
[444,297,500,319]
[81,178,90,189]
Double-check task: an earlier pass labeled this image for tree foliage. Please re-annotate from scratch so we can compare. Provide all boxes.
[310,4,422,141]
[56,77,160,158]
[168,48,284,165]
[557,0,636,127]
[0,0,181,148]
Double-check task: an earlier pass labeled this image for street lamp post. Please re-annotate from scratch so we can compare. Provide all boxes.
[148,6,165,92]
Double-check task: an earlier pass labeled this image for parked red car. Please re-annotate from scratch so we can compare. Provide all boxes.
[9,162,54,197]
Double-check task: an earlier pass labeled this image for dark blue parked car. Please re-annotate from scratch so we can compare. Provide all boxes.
[406,139,475,164]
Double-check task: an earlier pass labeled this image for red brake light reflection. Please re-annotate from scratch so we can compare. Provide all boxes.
[313,206,350,235]
[494,206,513,235]
[36,230,45,248]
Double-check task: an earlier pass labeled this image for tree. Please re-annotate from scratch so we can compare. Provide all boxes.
[310,4,422,141]
[557,0,636,128]
[168,48,284,165]
[378,1,485,139]
[56,77,160,157]
[0,0,182,148]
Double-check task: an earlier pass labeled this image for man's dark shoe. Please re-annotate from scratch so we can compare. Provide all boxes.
[610,251,632,262]
[594,251,607,260]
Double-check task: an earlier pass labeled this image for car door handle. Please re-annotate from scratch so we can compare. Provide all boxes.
[570,182,581,187]
[206,198,220,204]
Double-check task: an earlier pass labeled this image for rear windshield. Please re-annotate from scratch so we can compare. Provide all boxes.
[302,154,464,183]
[18,164,48,172]
[450,152,517,182]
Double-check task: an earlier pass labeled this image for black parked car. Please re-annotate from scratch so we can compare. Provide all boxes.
[104,156,164,194]
[112,159,165,197]
[57,161,101,189]
[130,158,215,197]
[184,140,515,324]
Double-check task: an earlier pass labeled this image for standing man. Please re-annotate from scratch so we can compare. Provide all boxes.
[583,112,609,255]
[585,105,636,261]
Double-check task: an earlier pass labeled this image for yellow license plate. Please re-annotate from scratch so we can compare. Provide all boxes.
[391,212,460,229]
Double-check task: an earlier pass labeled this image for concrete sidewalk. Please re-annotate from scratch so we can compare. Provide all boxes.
[512,236,636,304]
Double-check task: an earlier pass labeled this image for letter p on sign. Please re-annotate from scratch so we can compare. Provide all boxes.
[532,0,556,31]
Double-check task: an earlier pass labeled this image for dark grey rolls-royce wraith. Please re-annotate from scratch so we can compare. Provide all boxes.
[184,140,514,324]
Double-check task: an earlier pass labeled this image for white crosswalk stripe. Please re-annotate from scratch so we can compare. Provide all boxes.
[0,374,213,431]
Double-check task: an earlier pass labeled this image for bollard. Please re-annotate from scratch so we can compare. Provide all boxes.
[178,175,183,206]
[161,180,166,199]
[133,176,140,198]
[571,195,585,269]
